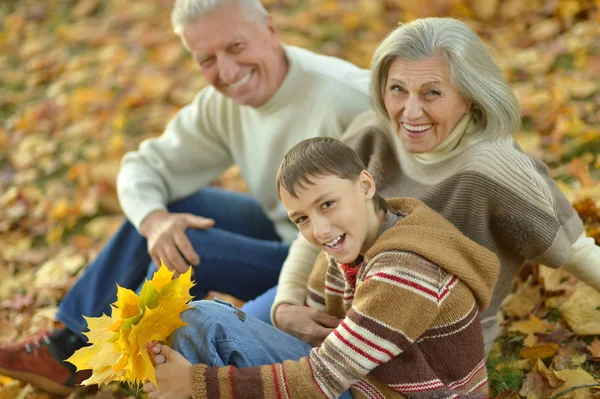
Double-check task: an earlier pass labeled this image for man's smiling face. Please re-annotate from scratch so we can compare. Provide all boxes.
[182,3,288,107]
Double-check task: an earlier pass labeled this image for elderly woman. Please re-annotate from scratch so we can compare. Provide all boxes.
[273,17,600,355]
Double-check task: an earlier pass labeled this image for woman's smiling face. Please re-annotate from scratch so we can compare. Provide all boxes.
[383,55,471,153]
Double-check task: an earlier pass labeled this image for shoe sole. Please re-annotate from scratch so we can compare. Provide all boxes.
[0,366,75,397]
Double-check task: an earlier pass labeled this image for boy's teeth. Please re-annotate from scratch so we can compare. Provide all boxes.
[402,123,433,132]
[326,235,342,246]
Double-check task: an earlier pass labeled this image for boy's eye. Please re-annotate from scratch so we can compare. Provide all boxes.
[295,216,307,224]
[321,201,334,209]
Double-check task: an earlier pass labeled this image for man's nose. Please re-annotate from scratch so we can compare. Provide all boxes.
[217,55,239,84]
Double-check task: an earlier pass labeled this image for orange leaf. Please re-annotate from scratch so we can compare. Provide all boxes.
[520,343,560,360]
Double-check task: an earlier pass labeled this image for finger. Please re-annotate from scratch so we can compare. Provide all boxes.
[163,241,190,273]
[146,342,161,355]
[310,326,335,347]
[172,230,200,266]
[143,381,156,392]
[313,310,342,328]
[185,214,215,230]
[151,354,167,365]
[160,344,175,359]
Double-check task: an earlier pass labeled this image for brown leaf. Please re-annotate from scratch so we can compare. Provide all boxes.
[520,371,553,399]
[560,284,600,335]
[502,282,542,318]
[535,358,563,388]
[587,339,600,360]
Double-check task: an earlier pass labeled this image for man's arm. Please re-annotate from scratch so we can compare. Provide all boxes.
[117,88,233,272]
[117,89,233,229]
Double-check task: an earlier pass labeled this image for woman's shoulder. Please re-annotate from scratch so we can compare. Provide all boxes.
[458,137,559,212]
[459,138,550,183]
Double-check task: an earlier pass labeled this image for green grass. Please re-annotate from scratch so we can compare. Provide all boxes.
[487,355,525,397]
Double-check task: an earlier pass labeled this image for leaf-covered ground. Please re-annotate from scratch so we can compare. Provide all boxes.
[1,0,599,398]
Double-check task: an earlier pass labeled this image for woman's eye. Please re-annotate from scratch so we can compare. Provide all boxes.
[390,85,404,92]
[295,216,307,224]
[427,90,441,96]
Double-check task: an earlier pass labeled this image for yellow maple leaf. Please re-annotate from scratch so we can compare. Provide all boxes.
[66,262,194,388]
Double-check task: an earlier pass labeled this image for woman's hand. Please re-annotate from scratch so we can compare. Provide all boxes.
[143,343,193,399]
[275,304,341,347]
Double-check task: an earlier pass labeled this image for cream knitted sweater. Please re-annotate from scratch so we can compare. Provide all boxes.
[116,46,371,243]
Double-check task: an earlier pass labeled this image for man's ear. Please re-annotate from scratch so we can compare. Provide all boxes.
[358,170,376,200]
[265,15,278,36]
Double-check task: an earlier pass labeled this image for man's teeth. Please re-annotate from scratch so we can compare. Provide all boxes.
[228,72,252,88]
[325,235,343,247]
[402,122,433,132]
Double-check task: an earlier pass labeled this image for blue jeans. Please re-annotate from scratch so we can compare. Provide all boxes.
[56,187,289,337]
[174,300,353,399]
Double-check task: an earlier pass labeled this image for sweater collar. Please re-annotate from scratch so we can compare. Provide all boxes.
[253,45,298,113]
[412,113,474,163]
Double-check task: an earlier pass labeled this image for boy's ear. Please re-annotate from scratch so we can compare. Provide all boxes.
[359,170,376,200]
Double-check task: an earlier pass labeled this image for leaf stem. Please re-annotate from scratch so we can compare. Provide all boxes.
[550,383,600,399]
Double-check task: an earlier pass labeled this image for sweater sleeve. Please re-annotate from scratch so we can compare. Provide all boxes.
[562,233,600,292]
[484,141,585,268]
[270,233,320,327]
[116,88,233,229]
[191,251,444,399]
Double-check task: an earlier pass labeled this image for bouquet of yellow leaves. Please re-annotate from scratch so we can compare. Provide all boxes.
[66,262,194,388]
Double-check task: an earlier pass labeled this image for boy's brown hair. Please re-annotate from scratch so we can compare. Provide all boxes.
[276,137,388,212]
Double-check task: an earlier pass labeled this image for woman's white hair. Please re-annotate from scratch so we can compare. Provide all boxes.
[371,18,521,139]
[172,0,268,38]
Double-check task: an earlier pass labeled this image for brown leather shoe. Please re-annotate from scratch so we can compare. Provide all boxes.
[0,330,92,397]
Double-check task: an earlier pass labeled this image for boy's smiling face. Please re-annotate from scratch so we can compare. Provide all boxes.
[280,172,378,264]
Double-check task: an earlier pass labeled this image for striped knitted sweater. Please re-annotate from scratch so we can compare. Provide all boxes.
[342,111,585,335]
[190,198,499,399]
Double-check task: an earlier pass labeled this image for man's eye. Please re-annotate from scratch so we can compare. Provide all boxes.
[390,85,404,92]
[199,57,215,67]
[427,90,441,96]
[230,43,245,53]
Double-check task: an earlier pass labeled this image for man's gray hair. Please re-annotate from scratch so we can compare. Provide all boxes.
[370,18,521,139]
[172,0,269,36]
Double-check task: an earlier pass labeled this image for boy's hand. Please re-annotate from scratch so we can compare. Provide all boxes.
[144,343,193,399]
[275,304,341,347]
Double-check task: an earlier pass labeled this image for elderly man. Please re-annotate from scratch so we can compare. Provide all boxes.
[0,0,370,395]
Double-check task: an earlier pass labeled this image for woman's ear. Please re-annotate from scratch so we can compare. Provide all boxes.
[358,170,376,200]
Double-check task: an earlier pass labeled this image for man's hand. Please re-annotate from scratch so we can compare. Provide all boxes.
[140,210,215,275]
[144,343,193,399]
[275,304,341,347]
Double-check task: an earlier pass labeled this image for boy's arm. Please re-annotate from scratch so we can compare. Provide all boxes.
[270,233,320,327]
[191,252,442,399]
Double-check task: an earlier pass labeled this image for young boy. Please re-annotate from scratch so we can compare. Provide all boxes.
[144,137,499,399]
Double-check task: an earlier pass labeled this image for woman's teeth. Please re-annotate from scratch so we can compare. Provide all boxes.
[402,122,433,132]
